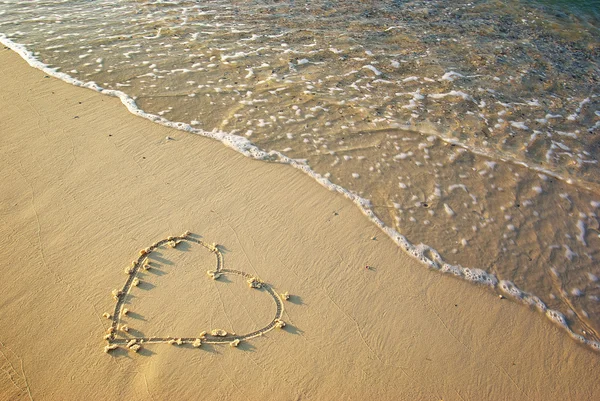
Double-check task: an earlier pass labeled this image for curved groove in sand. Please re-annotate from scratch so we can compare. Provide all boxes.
[105,233,284,348]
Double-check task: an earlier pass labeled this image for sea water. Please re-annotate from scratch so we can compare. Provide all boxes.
[1,0,599,350]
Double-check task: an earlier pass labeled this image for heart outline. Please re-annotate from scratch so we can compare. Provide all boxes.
[104,232,285,351]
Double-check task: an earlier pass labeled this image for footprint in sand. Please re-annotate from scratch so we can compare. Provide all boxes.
[102,232,287,353]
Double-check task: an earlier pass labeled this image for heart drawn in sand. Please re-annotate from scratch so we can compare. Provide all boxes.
[102,232,287,353]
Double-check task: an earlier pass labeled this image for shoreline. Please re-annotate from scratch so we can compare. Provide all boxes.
[2,34,597,351]
[0,46,598,400]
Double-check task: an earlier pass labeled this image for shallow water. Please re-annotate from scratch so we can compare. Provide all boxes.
[532,0,600,20]
[1,0,599,346]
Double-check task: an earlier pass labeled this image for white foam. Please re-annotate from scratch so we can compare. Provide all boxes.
[510,121,529,130]
[362,65,382,76]
[440,262,463,277]
[221,51,250,61]
[394,152,411,160]
[569,332,589,345]
[546,309,569,329]
[402,76,419,83]
[428,91,475,102]
[571,288,583,297]
[499,280,523,299]
[563,245,577,261]
[440,71,464,82]
[443,203,455,217]
[448,184,468,193]
[576,219,587,246]
[522,293,547,312]
[556,130,578,139]
[484,161,497,170]
[463,267,497,287]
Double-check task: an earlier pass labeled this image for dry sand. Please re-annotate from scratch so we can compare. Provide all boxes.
[0,47,598,400]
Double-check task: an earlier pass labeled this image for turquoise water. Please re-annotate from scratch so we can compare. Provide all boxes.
[534,0,600,19]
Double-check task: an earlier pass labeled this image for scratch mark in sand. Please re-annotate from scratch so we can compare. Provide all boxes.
[214,357,251,401]
[12,164,107,336]
[20,360,33,401]
[321,290,413,385]
[140,372,155,401]
[211,209,261,277]
[16,163,49,277]
[0,341,33,400]
[426,302,531,400]
[212,278,236,333]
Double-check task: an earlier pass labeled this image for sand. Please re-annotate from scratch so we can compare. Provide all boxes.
[0,46,598,400]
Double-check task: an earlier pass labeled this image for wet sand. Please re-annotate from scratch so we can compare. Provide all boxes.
[0,47,598,400]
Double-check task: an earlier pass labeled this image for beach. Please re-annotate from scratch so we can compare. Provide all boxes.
[0,44,598,400]
[2,0,600,346]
